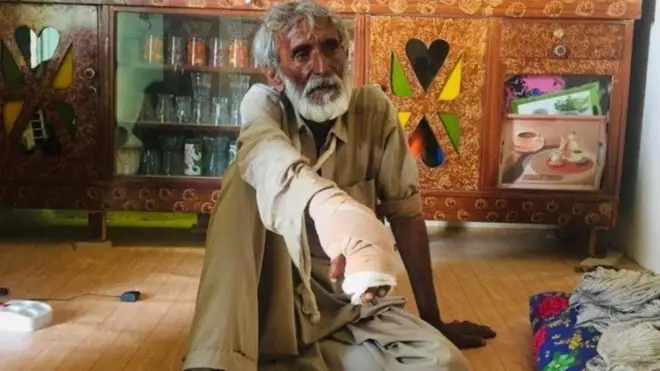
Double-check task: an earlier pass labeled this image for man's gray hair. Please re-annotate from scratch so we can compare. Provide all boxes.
[252,0,352,70]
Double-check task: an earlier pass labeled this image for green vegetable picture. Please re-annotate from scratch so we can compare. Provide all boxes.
[554,96,590,113]
[510,81,603,116]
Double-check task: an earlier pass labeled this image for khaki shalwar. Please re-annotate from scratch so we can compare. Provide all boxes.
[183,84,470,371]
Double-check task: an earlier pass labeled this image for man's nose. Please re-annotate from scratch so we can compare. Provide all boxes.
[310,50,330,75]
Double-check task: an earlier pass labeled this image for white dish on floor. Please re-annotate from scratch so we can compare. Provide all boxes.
[0,300,53,332]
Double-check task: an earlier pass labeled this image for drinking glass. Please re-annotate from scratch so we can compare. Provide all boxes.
[175,96,192,124]
[211,96,230,126]
[156,94,174,123]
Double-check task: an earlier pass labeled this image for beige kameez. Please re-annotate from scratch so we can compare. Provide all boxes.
[182,84,470,371]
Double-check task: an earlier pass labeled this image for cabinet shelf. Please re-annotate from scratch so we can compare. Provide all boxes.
[122,121,241,134]
[113,174,224,187]
[115,174,222,181]
[503,114,608,122]
[118,62,265,75]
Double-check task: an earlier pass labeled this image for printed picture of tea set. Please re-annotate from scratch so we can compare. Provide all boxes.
[498,75,610,191]
[511,129,592,170]
[548,132,588,167]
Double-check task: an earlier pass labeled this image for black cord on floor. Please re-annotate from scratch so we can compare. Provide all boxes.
[29,293,121,302]
[1,290,140,303]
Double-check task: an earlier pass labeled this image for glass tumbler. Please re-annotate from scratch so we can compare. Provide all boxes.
[174,96,192,124]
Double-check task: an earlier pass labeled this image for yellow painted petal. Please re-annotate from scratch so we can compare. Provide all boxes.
[397,112,412,128]
[2,101,24,135]
[52,46,73,89]
[439,59,462,101]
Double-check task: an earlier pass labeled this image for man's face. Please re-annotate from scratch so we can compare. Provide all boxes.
[274,18,352,123]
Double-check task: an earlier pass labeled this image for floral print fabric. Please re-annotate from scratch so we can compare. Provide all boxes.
[529,291,601,371]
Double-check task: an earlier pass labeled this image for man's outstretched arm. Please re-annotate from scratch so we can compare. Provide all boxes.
[236,84,411,317]
[236,85,336,236]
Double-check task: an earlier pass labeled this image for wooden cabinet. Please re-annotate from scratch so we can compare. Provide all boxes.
[498,20,626,60]
[104,8,363,213]
[367,11,637,255]
[0,4,105,209]
[0,0,643,255]
[107,10,264,213]
[481,18,634,253]
[368,16,489,193]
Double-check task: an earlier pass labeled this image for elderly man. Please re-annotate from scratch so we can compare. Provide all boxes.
[183,1,495,370]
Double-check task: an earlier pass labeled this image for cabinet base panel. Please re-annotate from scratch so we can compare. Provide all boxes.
[1,182,617,228]
[88,210,107,241]
[419,193,616,229]
[0,181,618,258]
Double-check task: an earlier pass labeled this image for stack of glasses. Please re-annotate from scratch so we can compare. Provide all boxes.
[228,74,251,126]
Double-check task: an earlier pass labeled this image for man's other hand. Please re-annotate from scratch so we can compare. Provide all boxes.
[434,320,497,349]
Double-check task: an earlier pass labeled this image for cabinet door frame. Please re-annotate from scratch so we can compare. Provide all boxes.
[102,6,367,213]
[480,19,636,198]
[0,3,102,183]
[364,15,491,194]
[107,5,368,178]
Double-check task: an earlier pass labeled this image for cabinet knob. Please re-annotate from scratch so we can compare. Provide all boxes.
[553,28,565,39]
[84,68,96,79]
[88,86,97,96]
[553,44,568,58]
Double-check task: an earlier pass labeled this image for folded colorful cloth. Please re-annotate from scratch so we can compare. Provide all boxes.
[529,291,602,371]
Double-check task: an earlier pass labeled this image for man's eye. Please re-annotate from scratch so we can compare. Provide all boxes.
[295,50,311,60]
[325,40,340,51]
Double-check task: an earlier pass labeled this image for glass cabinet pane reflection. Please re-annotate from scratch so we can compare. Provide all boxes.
[114,12,260,179]
[114,11,356,179]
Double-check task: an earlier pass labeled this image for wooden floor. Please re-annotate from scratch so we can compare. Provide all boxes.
[0,227,637,371]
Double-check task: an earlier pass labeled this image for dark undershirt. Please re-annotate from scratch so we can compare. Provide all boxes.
[305,120,334,157]
[303,120,334,258]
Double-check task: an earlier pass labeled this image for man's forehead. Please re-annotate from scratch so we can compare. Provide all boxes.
[277,18,339,47]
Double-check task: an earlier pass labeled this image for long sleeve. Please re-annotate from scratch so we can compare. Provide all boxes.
[235,84,334,323]
[236,84,336,236]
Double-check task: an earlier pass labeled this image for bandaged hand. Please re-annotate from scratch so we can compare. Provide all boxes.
[308,187,399,305]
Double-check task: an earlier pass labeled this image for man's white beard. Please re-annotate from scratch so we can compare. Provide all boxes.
[281,71,352,123]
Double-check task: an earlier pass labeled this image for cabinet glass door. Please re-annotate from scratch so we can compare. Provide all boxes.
[114,10,356,180]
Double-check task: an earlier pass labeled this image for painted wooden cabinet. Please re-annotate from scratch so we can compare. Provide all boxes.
[104,8,363,214]
[0,4,105,210]
[0,0,643,254]
[367,13,636,255]
[369,16,489,193]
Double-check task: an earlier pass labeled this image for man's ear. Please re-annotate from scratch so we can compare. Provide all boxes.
[266,68,284,93]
